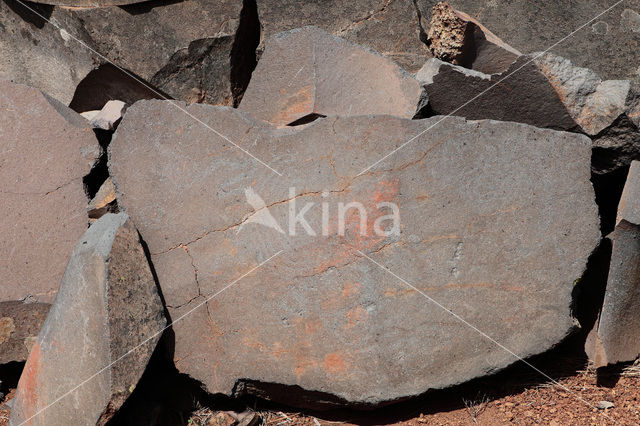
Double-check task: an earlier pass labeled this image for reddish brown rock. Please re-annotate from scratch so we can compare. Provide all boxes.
[239,27,421,127]
[0,80,100,304]
[10,213,166,426]
[109,100,599,406]
[0,302,49,364]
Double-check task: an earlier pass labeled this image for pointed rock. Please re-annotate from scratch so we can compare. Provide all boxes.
[10,213,166,426]
[87,178,117,220]
[82,100,126,131]
[109,100,599,407]
[239,27,421,127]
[0,80,100,305]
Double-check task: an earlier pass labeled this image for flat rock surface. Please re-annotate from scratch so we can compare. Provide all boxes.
[239,27,421,126]
[0,79,100,304]
[10,213,166,426]
[109,100,599,406]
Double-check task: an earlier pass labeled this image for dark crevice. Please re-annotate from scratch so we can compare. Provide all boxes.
[591,165,630,236]
[119,0,184,15]
[2,0,52,29]
[83,129,112,200]
[230,0,261,107]
[0,361,24,401]
[287,113,326,126]
[69,63,168,113]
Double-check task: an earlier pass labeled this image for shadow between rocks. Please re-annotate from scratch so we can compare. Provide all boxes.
[2,0,52,29]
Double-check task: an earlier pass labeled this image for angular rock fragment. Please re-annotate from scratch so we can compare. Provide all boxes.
[239,27,421,127]
[87,178,117,220]
[81,100,126,131]
[0,301,50,364]
[10,213,166,426]
[415,0,640,80]
[109,100,599,406]
[587,161,640,367]
[255,0,431,72]
[416,57,578,131]
[0,80,100,304]
[426,2,520,74]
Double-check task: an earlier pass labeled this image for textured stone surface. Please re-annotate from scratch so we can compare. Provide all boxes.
[110,100,599,406]
[426,2,520,74]
[10,213,166,426]
[255,0,431,73]
[416,0,640,80]
[0,79,100,304]
[239,27,421,126]
[35,0,144,6]
[81,100,126,131]
[587,161,640,367]
[416,57,578,131]
[0,301,49,364]
[88,178,117,220]
[59,0,256,106]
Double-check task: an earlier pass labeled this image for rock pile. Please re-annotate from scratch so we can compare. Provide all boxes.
[0,1,639,424]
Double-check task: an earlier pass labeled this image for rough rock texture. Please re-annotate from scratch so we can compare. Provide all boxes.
[255,0,431,73]
[587,161,640,367]
[0,301,50,364]
[239,27,421,126]
[0,1,98,105]
[415,0,640,80]
[35,0,144,6]
[532,53,640,174]
[416,58,578,131]
[0,79,100,304]
[10,213,166,426]
[426,2,520,74]
[59,0,257,106]
[88,178,117,220]
[109,100,599,406]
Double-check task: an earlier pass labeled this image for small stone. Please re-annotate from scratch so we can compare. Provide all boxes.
[88,178,118,220]
[83,100,127,131]
[597,401,615,410]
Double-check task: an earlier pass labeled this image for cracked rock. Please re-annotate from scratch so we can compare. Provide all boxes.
[0,79,100,305]
[587,161,640,367]
[426,2,520,74]
[0,301,49,364]
[415,0,640,80]
[109,99,599,407]
[10,213,166,426]
[239,27,421,127]
[255,0,431,73]
[81,100,126,131]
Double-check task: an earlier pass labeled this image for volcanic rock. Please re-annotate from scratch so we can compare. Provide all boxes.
[0,80,100,304]
[587,161,640,367]
[81,100,126,131]
[0,301,49,364]
[109,100,599,406]
[10,213,166,426]
[426,2,520,74]
[255,0,431,72]
[239,27,421,126]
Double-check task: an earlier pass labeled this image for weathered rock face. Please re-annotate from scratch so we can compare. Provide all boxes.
[60,0,257,106]
[0,79,100,304]
[0,302,50,364]
[416,58,578,131]
[35,0,144,6]
[426,2,520,74]
[415,0,640,80]
[239,27,421,126]
[587,161,640,367]
[110,100,599,406]
[10,213,166,426]
[81,100,126,131]
[255,0,431,73]
[0,1,98,105]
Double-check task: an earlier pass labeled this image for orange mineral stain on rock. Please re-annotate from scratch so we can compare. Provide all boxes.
[275,85,314,126]
[324,352,347,374]
[16,341,43,422]
[342,281,361,299]
[345,305,368,329]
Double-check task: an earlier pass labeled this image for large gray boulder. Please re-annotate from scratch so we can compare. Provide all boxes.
[239,27,422,126]
[109,100,599,407]
[10,213,166,426]
[415,0,640,80]
[255,0,431,72]
[587,161,640,367]
[0,79,100,305]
